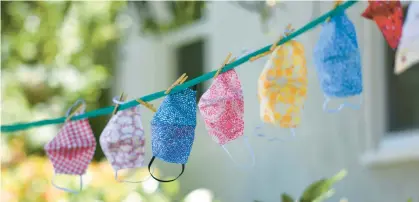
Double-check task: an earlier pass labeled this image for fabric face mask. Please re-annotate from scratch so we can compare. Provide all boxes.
[44,99,96,193]
[258,29,308,135]
[362,0,403,49]
[100,96,147,183]
[149,88,197,182]
[198,69,255,168]
[395,2,419,75]
[313,10,363,113]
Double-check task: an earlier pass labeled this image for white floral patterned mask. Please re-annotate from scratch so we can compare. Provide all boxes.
[395,2,419,74]
[99,97,148,183]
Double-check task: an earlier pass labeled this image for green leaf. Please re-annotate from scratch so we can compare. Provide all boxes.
[281,193,294,202]
[407,198,413,202]
[300,170,347,202]
[300,179,328,202]
[312,189,335,202]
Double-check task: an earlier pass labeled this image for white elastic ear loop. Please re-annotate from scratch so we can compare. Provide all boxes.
[65,99,86,116]
[112,95,127,105]
[266,128,296,142]
[254,125,265,137]
[51,173,83,194]
[322,95,362,113]
[254,124,296,142]
[290,128,296,136]
[114,167,155,183]
[221,136,256,170]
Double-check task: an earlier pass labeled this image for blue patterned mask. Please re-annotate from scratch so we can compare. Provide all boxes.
[148,88,197,182]
[313,11,363,113]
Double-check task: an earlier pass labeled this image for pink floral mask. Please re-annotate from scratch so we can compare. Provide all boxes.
[198,69,254,168]
[99,96,148,183]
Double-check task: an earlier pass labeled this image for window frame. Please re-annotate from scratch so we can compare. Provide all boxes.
[174,37,206,100]
[360,1,419,167]
[156,11,212,99]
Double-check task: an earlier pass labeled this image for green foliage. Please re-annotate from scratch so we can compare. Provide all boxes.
[299,170,347,202]
[255,170,347,202]
[1,1,126,159]
[281,193,294,202]
[161,180,181,197]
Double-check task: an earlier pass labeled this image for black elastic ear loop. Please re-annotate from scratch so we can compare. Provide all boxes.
[148,156,185,182]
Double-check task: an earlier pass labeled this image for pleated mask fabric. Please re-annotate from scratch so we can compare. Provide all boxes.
[258,35,308,130]
[395,2,419,75]
[149,88,197,182]
[99,105,147,183]
[44,99,96,193]
[362,0,403,49]
[313,10,363,112]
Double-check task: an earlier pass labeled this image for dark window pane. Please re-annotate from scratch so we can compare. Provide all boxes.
[386,5,419,132]
[175,39,205,101]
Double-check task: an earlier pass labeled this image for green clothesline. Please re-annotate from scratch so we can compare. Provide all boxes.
[1,1,359,133]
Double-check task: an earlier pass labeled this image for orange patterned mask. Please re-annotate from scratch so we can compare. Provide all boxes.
[257,29,308,131]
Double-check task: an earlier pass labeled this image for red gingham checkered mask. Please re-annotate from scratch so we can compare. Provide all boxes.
[44,99,96,193]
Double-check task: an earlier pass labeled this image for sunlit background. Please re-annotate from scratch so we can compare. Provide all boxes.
[1,1,217,201]
[1,1,419,202]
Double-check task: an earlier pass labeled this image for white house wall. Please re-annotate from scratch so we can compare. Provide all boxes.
[116,1,419,202]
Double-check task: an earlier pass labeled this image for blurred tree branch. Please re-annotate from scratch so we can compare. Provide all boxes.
[1,1,126,160]
[130,1,206,35]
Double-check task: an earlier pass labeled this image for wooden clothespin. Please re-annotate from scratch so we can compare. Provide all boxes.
[112,92,126,116]
[326,0,343,22]
[136,99,157,112]
[250,24,294,62]
[214,53,236,78]
[284,24,295,36]
[165,73,188,94]
[179,75,188,84]
[65,103,85,122]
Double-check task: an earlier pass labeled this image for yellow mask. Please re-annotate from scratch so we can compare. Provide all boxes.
[257,37,307,129]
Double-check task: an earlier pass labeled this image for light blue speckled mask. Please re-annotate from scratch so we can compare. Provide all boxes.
[313,10,363,113]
